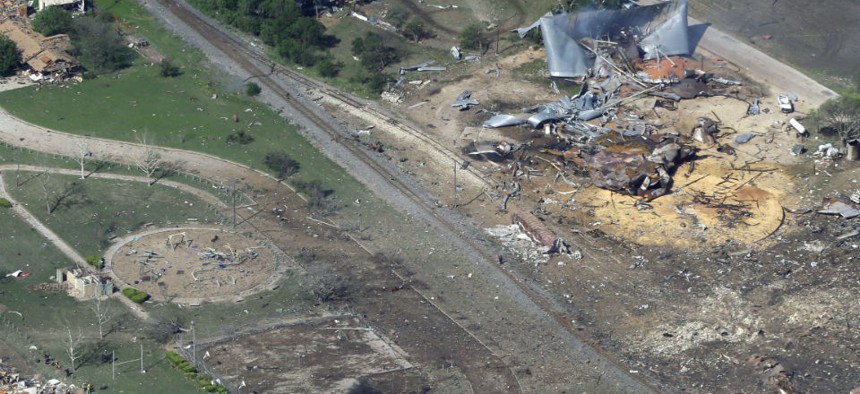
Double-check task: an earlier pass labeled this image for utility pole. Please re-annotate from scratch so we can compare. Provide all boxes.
[112,350,115,380]
[191,321,196,365]
[140,342,144,373]
[232,181,237,229]
[453,161,458,202]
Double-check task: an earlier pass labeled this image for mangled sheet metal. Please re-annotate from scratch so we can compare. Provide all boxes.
[464,141,513,162]
[516,0,690,77]
[400,60,447,75]
[452,90,480,110]
[484,114,527,128]
[819,199,860,219]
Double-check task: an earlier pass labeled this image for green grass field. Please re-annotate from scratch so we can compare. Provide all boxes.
[2,171,223,257]
[0,208,198,392]
[0,0,369,205]
[0,143,252,206]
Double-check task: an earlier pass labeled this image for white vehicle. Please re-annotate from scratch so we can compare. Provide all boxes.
[777,95,794,113]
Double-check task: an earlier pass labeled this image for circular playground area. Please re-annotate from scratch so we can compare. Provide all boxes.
[107,227,279,303]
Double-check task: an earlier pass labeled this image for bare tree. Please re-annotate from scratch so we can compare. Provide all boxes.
[134,136,162,186]
[92,297,112,339]
[819,97,860,142]
[65,325,83,371]
[76,142,92,180]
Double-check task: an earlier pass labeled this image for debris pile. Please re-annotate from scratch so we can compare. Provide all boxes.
[516,0,691,78]
[451,90,480,111]
[511,209,570,254]
[467,1,771,201]
[0,360,80,394]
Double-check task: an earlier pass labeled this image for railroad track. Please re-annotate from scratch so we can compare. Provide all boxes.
[154,1,657,391]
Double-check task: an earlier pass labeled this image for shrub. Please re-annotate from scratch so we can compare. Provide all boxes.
[458,24,487,51]
[122,287,150,303]
[315,57,342,78]
[245,82,261,96]
[226,130,254,145]
[166,351,185,365]
[0,198,11,208]
[264,151,300,179]
[403,19,431,42]
[159,59,182,77]
[85,255,104,269]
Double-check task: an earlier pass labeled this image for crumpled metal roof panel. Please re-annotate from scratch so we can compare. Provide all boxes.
[519,0,690,78]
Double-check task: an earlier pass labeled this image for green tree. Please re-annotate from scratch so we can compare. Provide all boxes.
[459,24,487,51]
[403,19,431,42]
[0,35,20,76]
[245,81,261,96]
[350,70,393,94]
[71,16,135,74]
[315,56,342,78]
[32,6,74,36]
[351,32,400,73]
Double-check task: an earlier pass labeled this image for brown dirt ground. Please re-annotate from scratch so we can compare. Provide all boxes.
[201,316,424,393]
[109,228,276,302]
[348,42,860,392]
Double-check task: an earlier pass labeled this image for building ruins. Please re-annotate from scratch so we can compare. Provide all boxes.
[0,19,79,81]
[516,0,690,78]
[463,0,769,200]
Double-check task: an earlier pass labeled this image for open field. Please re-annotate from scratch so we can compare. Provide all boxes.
[0,0,367,202]
[689,0,860,92]
[0,142,253,206]
[2,171,222,257]
[0,208,198,392]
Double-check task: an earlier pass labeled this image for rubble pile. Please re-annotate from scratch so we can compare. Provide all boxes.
[0,361,78,394]
[468,1,768,201]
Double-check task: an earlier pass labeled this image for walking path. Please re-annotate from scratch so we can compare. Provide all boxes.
[0,167,87,267]
[0,165,243,320]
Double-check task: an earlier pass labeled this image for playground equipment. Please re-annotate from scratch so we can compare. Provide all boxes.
[166,232,193,251]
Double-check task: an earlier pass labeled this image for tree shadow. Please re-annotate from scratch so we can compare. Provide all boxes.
[152,160,186,186]
[51,181,88,213]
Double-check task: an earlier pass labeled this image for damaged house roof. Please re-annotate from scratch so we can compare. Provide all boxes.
[516,0,690,78]
[0,21,77,74]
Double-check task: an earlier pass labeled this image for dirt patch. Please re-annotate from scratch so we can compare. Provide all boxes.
[200,316,427,393]
[108,227,280,303]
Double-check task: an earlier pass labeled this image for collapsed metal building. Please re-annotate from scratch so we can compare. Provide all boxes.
[466,1,764,201]
[516,0,690,78]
